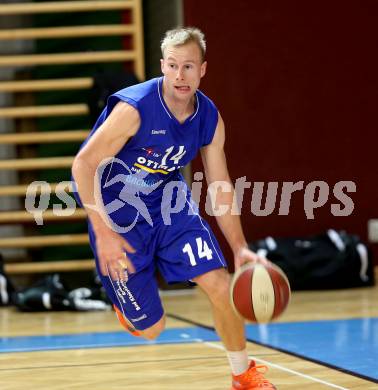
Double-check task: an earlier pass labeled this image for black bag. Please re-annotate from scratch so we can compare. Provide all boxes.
[0,253,16,306]
[15,274,111,312]
[15,274,74,311]
[249,229,375,290]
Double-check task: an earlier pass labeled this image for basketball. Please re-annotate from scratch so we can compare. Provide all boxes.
[230,262,291,323]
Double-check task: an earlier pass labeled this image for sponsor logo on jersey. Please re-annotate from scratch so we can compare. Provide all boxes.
[142,147,161,158]
[134,156,183,175]
[151,129,166,135]
[130,314,147,322]
[115,280,141,311]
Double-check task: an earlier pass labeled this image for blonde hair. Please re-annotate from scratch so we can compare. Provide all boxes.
[161,27,206,61]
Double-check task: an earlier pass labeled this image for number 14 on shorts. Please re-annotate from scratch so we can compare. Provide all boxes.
[182,237,213,266]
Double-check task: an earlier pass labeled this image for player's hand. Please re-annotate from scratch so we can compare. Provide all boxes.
[234,246,269,270]
[95,229,136,281]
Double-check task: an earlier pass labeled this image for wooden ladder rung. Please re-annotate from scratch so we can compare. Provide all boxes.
[0,130,88,144]
[0,209,86,223]
[0,182,74,196]
[0,104,88,119]
[0,156,74,170]
[0,78,93,92]
[0,24,135,40]
[132,0,145,82]
[0,233,89,248]
[0,50,136,67]
[5,259,94,274]
[0,1,134,15]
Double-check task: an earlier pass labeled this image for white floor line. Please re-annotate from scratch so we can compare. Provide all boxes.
[202,341,350,390]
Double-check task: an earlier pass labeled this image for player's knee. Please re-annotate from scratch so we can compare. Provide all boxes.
[195,269,231,307]
[140,315,166,340]
[212,280,231,307]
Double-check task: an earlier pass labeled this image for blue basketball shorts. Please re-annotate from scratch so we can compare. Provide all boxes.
[87,196,227,330]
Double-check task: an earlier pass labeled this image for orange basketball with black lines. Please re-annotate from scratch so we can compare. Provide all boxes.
[230,262,291,323]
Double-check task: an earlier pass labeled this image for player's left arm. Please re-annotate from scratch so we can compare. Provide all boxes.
[200,113,264,269]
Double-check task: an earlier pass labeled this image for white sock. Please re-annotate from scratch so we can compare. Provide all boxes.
[227,349,249,376]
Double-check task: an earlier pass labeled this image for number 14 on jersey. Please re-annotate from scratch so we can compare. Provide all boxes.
[182,237,213,266]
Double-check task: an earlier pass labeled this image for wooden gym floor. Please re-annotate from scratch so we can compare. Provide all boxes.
[1,283,377,389]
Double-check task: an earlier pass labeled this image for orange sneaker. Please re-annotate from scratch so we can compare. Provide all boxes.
[231,361,276,389]
[113,305,141,337]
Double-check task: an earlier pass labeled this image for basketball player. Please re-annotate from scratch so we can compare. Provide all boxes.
[72,27,276,389]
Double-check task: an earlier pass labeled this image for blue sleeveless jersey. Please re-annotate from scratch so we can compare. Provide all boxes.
[77,77,219,212]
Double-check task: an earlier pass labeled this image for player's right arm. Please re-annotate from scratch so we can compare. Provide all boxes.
[72,102,140,280]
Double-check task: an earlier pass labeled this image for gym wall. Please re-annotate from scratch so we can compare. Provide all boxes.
[183,0,378,264]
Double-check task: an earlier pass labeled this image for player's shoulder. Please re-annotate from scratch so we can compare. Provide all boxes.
[106,78,159,114]
[112,78,158,104]
[196,88,218,114]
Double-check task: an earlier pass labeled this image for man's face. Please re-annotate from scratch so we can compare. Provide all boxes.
[160,42,207,101]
